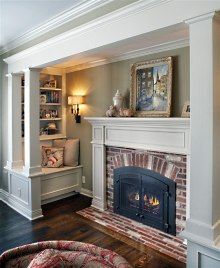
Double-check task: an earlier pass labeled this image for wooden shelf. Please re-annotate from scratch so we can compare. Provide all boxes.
[40,87,62,91]
[22,118,62,122]
[22,134,66,142]
[23,103,61,105]
[40,103,61,106]
[39,134,66,141]
[40,118,62,121]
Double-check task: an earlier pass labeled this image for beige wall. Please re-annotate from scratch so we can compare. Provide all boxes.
[66,46,190,191]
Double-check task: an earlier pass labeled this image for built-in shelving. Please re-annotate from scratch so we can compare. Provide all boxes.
[21,70,66,140]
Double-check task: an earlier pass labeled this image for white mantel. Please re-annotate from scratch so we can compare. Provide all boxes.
[86,117,190,155]
[85,117,190,211]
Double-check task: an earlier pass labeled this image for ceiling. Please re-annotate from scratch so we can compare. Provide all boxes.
[1,0,189,71]
[0,0,85,50]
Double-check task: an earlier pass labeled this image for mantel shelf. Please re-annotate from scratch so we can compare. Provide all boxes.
[84,117,190,129]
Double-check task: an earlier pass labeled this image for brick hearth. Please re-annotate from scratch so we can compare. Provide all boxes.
[77,207,187,263]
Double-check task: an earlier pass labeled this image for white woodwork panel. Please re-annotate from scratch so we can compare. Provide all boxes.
[92,144,106,210]
[9,174,29,204]
[105,127,187,154]
[41,167,82,201]
[92,126,104,144]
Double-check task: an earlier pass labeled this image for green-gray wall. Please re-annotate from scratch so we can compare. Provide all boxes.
[66,46,190,191]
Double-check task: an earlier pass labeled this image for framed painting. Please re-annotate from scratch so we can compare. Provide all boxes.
[130,57,172,117]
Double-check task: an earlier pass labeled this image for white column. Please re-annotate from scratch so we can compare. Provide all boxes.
[184,12,220,247]
[6,73,23,169]
[91,125,106,210]
[23,68,42,176]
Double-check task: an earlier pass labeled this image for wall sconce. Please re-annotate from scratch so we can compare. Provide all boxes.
[68,95,85,123]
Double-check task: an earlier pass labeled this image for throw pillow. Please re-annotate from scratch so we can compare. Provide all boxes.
[53,138,79,167]
[42,147,64,168]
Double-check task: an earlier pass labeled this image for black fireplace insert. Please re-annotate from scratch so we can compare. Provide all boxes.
[114,166,176,235]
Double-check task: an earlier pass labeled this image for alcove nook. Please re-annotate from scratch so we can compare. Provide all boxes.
[1,3,220,267]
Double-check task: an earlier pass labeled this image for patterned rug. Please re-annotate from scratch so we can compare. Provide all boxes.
[77,207,187,263]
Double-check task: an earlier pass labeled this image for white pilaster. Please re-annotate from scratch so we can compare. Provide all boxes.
[23,68,42,176]
[91,125,106,210]
[183,12,220,249]
[6,73,23,169]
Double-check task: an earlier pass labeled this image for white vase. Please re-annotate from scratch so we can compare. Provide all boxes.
[113,90,123,109]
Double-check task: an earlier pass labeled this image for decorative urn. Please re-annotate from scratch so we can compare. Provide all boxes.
[113,90,123,109]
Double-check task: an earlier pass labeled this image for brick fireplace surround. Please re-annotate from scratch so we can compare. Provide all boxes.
[78,146,187,263]
[80,117,190,263]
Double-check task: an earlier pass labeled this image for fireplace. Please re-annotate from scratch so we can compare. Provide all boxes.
[114,166,176,235]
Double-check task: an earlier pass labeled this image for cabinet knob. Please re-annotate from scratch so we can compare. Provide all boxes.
[135,213,140,217]
[140,214,144,219]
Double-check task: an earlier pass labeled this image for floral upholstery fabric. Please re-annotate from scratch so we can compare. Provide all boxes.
[28,249,66,268]
[0,241,132,268]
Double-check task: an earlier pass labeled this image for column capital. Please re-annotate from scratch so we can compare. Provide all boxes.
[185,11,216,25]
[23,67,42,73]
[6,72,23,78]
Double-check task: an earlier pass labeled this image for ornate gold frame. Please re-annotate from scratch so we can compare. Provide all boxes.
[130,57,172,117]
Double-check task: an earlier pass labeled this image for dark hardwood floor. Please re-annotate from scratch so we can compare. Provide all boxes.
[0,194,185,268]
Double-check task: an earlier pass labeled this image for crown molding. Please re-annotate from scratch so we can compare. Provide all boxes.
[0,0,114,55]
[185,11,216,25]
[3,0,172,63]
[65,38,189,73]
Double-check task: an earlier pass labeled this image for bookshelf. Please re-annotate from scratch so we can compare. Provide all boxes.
[21,70,66,141]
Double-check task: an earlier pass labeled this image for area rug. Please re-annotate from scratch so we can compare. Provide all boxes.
[77,207,187,263]
[0,240,132,268]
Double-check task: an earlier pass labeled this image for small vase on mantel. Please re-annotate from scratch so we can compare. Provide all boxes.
[113,90,123,109]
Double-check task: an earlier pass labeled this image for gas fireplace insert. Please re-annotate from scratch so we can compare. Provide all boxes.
[114,166,176,235]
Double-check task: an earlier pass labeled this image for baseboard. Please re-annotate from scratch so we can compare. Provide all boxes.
[41,191,79,205]
[0,188,43,220]
[81,188,93,198]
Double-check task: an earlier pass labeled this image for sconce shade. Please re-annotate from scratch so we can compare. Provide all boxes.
[68,95,85,105]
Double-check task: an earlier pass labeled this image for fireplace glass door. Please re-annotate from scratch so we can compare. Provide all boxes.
[117,174,141,220]
[114,166,176,235]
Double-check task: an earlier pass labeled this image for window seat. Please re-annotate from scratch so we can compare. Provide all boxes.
[42,165,83,175]
[41,165,83,204]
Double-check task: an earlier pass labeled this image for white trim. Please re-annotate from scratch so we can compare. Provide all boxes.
[0,188,43,220]
[41,191,79,205]
[3,0,172,64]
[85,117,190,129]
[0,0,114,55]
[65,38,189,73]
[185,11,216,25]
[81,188,93,198]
